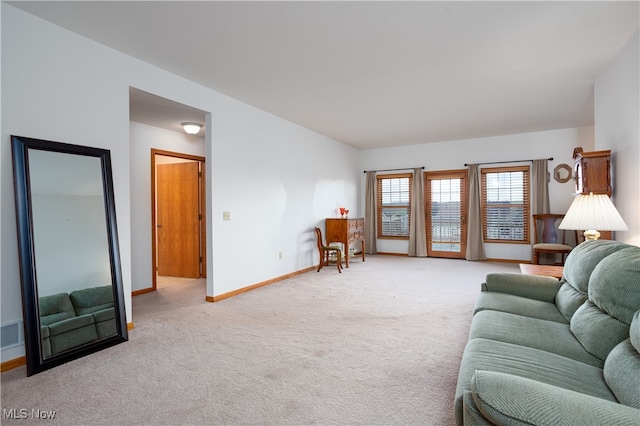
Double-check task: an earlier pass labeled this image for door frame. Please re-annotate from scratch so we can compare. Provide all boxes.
[151,149,206,291]
[425,169,468,259]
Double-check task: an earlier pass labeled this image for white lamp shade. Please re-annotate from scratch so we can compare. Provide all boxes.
[559,192,628,232]
[181,122,202,135]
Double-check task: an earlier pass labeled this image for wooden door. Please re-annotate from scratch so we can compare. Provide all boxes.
[425,170,467,259]
[156,161,201,278]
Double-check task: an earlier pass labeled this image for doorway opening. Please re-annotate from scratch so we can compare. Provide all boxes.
[151,149,206,292]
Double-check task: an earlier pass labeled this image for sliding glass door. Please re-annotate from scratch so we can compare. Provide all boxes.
[425,170,467,258]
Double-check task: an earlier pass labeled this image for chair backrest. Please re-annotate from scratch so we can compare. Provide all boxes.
[314,227,324,250]
[532,214,567,245]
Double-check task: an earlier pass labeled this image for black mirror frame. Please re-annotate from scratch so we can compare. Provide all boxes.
[11,135,128,376]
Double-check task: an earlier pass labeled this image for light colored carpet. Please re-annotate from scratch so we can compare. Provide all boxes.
[1,256,518,425]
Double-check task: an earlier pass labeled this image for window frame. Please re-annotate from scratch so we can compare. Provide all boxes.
[481,165,530,244]
[376,173,412,239]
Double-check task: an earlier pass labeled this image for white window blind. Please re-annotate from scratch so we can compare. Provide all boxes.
[377,174,411,238]
[481,166,530,243]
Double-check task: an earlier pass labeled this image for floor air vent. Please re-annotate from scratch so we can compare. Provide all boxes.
[1,321,24,350]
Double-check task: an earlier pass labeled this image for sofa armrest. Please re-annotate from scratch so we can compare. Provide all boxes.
[470,370,640,426]
[482,273,561,303]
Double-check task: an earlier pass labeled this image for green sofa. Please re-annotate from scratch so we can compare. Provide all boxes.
[39,285,116,357]
[454,240,640,425]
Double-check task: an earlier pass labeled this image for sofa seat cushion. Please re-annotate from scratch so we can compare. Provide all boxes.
[454,338,617,424]
[92,307,117,339]
[473,292,567,323]
[92,307,115,323]
[468,310,602,367]
[47,315,98,355]
[47,314,94,336]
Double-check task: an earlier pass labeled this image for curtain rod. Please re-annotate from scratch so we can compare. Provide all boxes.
[463,157,553,167]
[363,166,425,173]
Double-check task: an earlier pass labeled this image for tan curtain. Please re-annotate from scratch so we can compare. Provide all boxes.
[364,171,377,254]
[465,164,486,261]
[531,159,552,263]
[408,168,427,257]
[531,159,550,215]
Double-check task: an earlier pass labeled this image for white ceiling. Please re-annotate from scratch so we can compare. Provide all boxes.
[129,87,207,138]
[9,1,640,150]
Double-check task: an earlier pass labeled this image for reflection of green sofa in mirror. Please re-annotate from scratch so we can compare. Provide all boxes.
[70,286,117,339]
[39,285,115,358]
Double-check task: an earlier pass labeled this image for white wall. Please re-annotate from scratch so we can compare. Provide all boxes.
[360,127,595,261]
[31,195,111,296]
[1,5,359,361]
[1,6,128,361]
[129,122,205,292]
[208,102,359,294]
[595,29,640,246]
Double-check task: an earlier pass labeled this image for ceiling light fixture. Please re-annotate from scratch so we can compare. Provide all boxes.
[181,122,202,135]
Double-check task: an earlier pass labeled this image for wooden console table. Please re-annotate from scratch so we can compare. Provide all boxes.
[519,264,564,279]
[325,218,365,268]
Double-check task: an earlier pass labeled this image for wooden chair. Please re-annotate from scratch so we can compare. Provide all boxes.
[314,227,342,273]
[532,214,575,265]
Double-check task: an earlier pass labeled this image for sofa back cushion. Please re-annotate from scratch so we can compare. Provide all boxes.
[604,310,640,409]
[570,246,640,362]
[556,240,629,321]
[39,293,76,326]
[70,285,114,316]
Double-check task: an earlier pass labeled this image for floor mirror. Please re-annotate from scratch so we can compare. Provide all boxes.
[11,135,128,376]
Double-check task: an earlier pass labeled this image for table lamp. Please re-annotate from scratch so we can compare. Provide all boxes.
[559,192,628,240]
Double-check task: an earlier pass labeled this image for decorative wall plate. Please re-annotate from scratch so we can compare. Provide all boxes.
[553,163,572,183]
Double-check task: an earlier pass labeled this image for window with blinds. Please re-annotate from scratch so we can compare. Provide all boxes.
[481,166,530,243]
[377,173,411,238]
